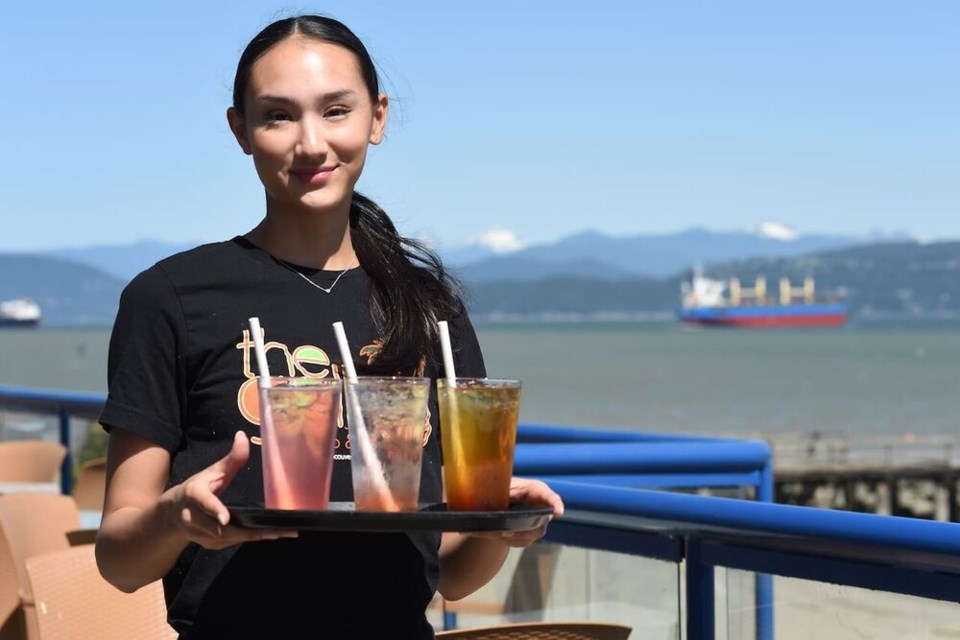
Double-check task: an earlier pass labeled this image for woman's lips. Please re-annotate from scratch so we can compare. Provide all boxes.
[290,166,335,186]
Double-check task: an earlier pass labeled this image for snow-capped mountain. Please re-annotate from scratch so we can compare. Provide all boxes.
[449,225,878,282]
[745,221,798,241]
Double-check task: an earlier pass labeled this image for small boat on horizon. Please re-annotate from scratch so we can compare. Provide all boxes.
[677,267,847,328]
[0,298,42,328]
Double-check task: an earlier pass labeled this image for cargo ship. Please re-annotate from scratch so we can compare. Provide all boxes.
[677,268,847,328]
[0,298,42,327]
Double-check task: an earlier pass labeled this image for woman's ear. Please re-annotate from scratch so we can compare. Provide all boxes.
[369,94,389,145]
[226,107,252,155]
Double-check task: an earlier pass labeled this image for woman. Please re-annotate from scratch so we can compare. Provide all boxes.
[94,14,563,639]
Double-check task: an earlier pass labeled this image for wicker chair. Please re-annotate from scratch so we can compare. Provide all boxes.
[0,441,66,483]
[0,493,81,640]
[25,544,175,640]
[0,525,21,640]
[435,621,632,639]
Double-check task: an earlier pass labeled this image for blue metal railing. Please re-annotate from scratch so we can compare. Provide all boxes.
[542,480,960,638]
[512,426,775,640]
[0,385,105,494]
[4,385,958,639]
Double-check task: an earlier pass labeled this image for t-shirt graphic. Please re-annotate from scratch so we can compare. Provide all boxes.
[234,329,432,454]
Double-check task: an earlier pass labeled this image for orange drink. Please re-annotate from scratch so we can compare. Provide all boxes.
[437,378,521,511]
[345,376,430,511]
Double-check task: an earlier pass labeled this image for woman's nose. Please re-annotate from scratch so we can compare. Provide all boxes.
[296,116,328,156]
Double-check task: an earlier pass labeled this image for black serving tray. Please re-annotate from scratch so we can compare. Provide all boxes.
[228,502,553,533]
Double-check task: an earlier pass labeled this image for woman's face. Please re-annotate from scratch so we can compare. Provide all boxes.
[228,36,387,215]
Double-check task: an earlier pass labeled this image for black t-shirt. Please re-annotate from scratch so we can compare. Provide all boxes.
[100,236,486,638]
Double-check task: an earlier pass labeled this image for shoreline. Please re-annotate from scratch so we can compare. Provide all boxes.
[9,312,960,330]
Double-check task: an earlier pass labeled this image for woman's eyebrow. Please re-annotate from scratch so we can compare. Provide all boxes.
[255,90,359,104]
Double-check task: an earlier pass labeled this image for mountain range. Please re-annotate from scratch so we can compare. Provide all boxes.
[17,224,910,283]
[0,227,955,326]
[447,227,886,282]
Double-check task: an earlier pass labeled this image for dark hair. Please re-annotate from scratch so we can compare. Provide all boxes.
[232,15,379,115]
[233,15,465,374]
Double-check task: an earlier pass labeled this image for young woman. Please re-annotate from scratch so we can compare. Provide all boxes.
[94,14,563,639]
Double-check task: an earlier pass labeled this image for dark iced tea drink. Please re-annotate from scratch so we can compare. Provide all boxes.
[437,378,521,511]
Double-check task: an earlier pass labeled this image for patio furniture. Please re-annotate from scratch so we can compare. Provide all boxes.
[0,494,81,640]
[435,621,632,639]
[0,441,66,484]
[25,544,174,640]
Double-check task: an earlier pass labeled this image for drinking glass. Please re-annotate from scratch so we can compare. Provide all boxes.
[437,378,521,511]
[259,377,342,510]
[344,376,430,511]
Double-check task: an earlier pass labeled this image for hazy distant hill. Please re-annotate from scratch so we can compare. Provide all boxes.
[451,255,633,283]
[4,234,957,327]
[489,228,865,277]
[45,240,201,281]
[703,240,960,319]
[464,240,960,321]
[38,228,892,285]
[0,255,124,326]
[452,228,893,281]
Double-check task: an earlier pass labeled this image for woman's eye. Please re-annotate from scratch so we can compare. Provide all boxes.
[265,110,291,122]
[325,106,350,119]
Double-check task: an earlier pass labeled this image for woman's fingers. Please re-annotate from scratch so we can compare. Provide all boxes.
[181,431,251,527]
[458,477,564,549]
[469,523,547,547]
[172,432,301,549]
[178,502,298,548]
[215,431,251,491]
[509,477,565,517]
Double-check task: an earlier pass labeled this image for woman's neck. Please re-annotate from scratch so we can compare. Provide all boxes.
[246,208,357,270]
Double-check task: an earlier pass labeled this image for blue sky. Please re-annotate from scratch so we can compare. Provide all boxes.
[1,1,957,253]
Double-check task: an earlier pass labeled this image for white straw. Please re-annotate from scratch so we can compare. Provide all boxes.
[249,317,272,388]
[437,320,467,495]
[332,321,398,511]
[437,321,457,387]
[332,321,358,381]
[248,317,293,507]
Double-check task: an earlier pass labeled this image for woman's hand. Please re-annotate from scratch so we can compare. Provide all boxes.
[469,477,564,548]
[99,429,296,592]
[438,477,563,599]
[160,430,297,550]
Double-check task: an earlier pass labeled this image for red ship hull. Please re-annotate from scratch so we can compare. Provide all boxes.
[681,313,847,328]
[677,303,848,328]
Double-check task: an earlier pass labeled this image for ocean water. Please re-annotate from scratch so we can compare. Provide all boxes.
[1,321,958,440]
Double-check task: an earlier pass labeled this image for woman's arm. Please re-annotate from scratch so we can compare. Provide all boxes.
[436,477,564,601]
[95,429,295,593]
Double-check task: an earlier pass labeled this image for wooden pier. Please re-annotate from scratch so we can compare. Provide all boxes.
[775,464,960,521]
[766,432,960,522]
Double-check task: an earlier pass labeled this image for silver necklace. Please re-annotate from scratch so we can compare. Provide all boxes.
[274,257,355,294]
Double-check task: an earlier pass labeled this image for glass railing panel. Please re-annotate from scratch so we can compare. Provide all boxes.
[435,541,681,638]
[1,408,102,463]
[715,567,761,640]
[719,569,960,640]
[0,409,56,440]
[544,545,680,639]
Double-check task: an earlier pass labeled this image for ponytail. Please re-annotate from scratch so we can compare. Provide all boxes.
[350,192,465,374]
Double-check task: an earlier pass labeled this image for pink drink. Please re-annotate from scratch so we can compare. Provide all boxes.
[260,378,341,510]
